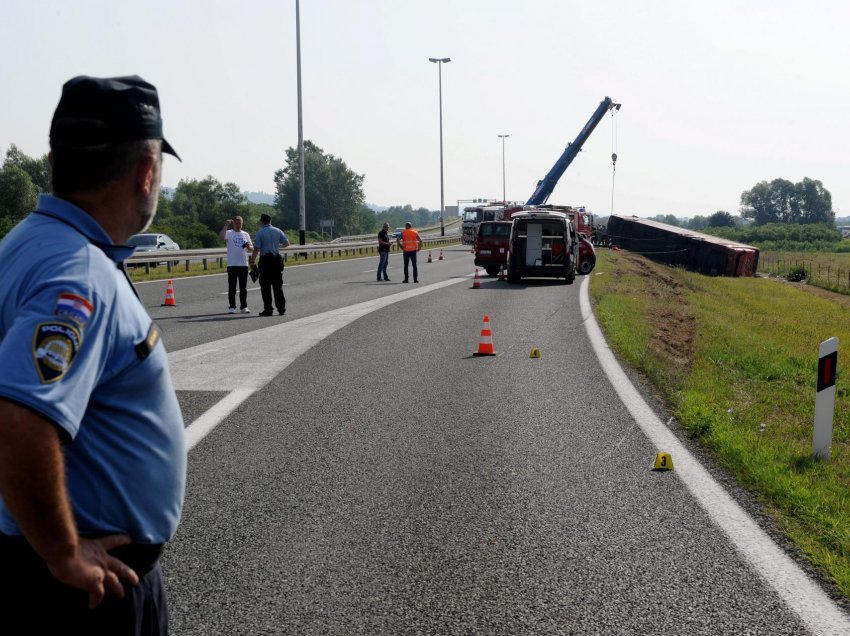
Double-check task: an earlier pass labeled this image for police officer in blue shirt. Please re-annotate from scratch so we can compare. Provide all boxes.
[0,76,186,635]
[251,213,290,316]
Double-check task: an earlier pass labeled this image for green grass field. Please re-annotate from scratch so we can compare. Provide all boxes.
[760,250,850,294]
[590,248,850,598]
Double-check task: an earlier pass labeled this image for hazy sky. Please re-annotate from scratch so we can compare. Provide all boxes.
[2,0,848,219]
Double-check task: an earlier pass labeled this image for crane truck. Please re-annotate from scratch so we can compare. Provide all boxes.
[470,97,620,276]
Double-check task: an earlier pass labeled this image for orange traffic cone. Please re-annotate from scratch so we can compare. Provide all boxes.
[472,268,481,288]
[498,265,505,281]
[473,315,497,356]
[427,251,433,263]
[438,250,444,261]
[161,279,176,306]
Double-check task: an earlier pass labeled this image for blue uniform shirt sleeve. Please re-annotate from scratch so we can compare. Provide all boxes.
[0,253,109,439]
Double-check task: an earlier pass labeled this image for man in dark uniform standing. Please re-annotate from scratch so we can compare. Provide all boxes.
[377,222,391,281]
[251,213,290,316]
[0,76,186,635]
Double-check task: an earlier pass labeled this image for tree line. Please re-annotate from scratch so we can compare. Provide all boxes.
[1,142,839,246]
[0,141,440,247]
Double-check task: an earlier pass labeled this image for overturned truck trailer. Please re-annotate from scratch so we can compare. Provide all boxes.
[606,215,759,277]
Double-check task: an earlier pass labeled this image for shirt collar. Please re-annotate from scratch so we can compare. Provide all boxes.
[35,194,136,263]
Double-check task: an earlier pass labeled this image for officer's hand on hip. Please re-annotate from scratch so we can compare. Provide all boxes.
[47,534,139,608]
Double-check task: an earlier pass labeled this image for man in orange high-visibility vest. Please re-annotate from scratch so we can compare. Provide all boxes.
[396,222,424,283]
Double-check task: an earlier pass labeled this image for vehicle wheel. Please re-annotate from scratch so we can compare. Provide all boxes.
[485,266,499,277]
[578,259,593,275]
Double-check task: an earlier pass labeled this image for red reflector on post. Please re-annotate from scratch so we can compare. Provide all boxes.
[817,351,837,392]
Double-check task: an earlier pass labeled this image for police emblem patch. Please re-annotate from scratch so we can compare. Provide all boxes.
[55,292,94,327]
[33,322,82,383]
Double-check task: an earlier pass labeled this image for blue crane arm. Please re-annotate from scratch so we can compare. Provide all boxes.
[526,96,621,206]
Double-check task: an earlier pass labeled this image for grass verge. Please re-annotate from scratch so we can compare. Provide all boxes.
[589,248,850,598]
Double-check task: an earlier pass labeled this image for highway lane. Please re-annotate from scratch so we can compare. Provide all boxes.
[137,247,470,353]
[150,249,845,634]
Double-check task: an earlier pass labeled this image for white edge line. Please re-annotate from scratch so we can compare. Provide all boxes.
[180,274,471,449]
[184,388,255,452]
[580,276,850,635]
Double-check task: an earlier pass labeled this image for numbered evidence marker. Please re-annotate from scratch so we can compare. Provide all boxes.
[653,452,674,471]
[529,347,541,359]
[813,337,838,461]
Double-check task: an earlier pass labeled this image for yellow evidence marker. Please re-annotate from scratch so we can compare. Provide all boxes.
[653,452,674,471]
[529,347,542,359]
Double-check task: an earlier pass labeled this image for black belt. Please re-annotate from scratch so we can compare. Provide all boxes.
[0,532,164,575]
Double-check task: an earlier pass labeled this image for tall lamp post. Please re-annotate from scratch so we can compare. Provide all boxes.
[497,134,509,202]
[429,57,450,236]
[295,0,306,245]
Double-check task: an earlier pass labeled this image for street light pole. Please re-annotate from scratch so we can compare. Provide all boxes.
[498,134,509,202]
[296,0,306,245]
[429,57,450,237]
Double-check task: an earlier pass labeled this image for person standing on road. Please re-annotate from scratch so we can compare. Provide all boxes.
[377,223,391,281]
[397,221,423,283]
[219,216,253,314]
[251,213,289,316]
[0,75,186,635]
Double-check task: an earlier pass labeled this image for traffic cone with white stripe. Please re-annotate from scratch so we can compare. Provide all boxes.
[473,314,497,356]
[498,265,506,281]
[427,251,433,263]
[472,268,481,288]
[438,249,444,261]
[162,279,176,306]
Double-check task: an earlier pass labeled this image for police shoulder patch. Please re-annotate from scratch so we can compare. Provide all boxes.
[33,322,82,384]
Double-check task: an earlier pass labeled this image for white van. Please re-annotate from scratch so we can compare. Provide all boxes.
[505,211,577,284]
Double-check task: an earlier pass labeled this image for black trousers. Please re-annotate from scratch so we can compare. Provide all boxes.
[0,533,169,635]
[259,253,285,313]
[227,265,249,309]
[403,250,418,282]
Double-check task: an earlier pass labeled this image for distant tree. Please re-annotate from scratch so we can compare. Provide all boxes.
[160,177,249,248]
[4,144,51,193]
[373,205,439,232]
[0,163,38,223]
[740,177,833,225]
[796,177,833,225]
[170,177,246,230]
[273,140,365,235]
[708,210,735,228]
[649,214,681,227]
[687,215,709,230]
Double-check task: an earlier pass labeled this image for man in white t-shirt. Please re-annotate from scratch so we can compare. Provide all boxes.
[219,216,254,314]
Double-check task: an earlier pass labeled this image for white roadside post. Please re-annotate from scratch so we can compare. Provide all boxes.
[813,337,838,461]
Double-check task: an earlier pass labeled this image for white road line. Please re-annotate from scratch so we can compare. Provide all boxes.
[579,277,850,635]
[175,275,469,451]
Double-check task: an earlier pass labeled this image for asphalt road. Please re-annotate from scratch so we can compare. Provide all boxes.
[139,247,847,635]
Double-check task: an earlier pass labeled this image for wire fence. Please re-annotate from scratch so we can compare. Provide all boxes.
[759,255,850,295]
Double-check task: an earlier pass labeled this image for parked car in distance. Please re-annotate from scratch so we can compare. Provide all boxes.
[473,221,511,276]
[128,233,180,266]
[393,227,405,240]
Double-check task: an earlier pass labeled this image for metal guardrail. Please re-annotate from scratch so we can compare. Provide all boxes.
[328,218,462,244]
[125,233,461,274]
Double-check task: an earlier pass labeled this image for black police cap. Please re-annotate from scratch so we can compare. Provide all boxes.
[50,75,180,160]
